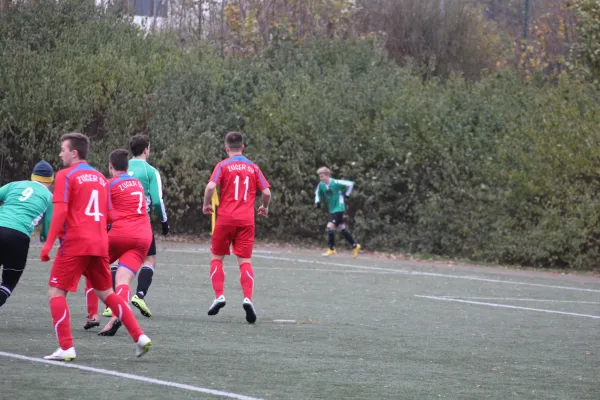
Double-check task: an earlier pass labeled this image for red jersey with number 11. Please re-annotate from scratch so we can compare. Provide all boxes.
[210,155,270,226]
[52,161,109,257]
[108,173,151,234]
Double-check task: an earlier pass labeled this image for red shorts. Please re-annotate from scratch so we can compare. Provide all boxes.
[109,233,152,275]
[211,224,255,258]
[49,254,111,292]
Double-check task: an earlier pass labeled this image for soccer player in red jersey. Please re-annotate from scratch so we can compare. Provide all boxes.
[40,133,151,361]
[202,132,271,324]
[84,149,153,336]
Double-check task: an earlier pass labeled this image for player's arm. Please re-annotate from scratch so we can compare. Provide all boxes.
[41,174,68,261]
[149,166,169,234]
[256,166,271,217]
[203,181,217,214]
[203,163,222,215]
[315,185,321,208]
[0,182,12,203]
[40,200,54,242]
[337,179,355,197]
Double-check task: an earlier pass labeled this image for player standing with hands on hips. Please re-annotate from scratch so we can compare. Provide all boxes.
[203,132,271,324]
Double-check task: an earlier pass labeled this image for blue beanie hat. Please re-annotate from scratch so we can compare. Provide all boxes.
[31,160,54,183]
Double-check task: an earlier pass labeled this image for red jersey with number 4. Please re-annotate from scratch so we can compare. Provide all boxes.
[107,173,151,234]
[52,161,109,257]
[210,155,270,226]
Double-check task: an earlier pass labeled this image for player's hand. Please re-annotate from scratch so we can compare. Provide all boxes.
[161,221,170,236]
[40,244,52,262]
[203,204,214,215]
[258,206,268,217]
[315,202,321,209]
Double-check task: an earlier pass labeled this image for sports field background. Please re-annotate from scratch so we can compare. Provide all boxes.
[0,240,598,399]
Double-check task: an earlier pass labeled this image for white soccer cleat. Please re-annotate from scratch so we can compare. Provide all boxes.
[44,347,76,361]
[207,295,226,316]
[242,298,257,324]
[136,334,152,358]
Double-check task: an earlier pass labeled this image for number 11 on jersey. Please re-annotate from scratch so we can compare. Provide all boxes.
[234,175,249,201]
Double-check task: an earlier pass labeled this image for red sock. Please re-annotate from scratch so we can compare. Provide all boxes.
[49,296,73,350]
[104,293,143,342]
[239,263,254,301]
[115,284,131,306]
[209,259,225,298]
[85,280,99,318]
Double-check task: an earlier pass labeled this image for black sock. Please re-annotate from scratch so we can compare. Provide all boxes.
[0,268,23,307]
[110,265,118,291]
[0,288,9,307]
[340,228,357,248]
[136,265,154,298]
[327,229,335,250]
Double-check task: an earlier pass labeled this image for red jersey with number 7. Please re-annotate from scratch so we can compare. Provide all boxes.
[52,161,109,257]
[210,155,270,226]
[107,173,151,233]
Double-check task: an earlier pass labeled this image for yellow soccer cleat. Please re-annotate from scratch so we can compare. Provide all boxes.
[352,244,361,258]
[322,249,337,257]
[131,295,152,318]
[102,307,113,318]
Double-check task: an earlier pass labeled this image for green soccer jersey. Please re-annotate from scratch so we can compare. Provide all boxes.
[127,158,168,222]
[315,178,355,214]
[0,180,53,238]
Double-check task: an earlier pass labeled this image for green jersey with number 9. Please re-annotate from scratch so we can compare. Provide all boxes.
[0,180,53,238]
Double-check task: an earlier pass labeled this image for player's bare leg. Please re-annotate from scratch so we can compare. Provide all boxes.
[237,256,256,324]
[132,255,154,318]
[207,253,227,315]
[45,287,76,361]
[99,266,135,336]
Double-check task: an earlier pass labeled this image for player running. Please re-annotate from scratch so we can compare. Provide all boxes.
[202,131,271,324]
[84,149,153,336]
[102,134,169,319]
[41,132,151,361]
[0,161,54,308]
[315,167,361,258]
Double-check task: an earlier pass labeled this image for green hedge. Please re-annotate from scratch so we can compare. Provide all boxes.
[2,3,600,269]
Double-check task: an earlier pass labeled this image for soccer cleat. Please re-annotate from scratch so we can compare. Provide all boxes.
[242,298,257,324]
[131,295,152,318]
[98,318,122,337]
[83,314,100,330]
[207,295,226,316]
[102,307,113,317]
[352,244,361,258]
[322,249,337,257]
[135,334,152,357]
[44,347,76,361]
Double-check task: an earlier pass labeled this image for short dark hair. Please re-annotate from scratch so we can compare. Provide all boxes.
[109,149,129,172]
[225,131,243,150]
[130,134,150,156]
[60,132,90,160]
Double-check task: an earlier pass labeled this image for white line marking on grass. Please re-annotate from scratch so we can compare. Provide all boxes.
[415,295,600,319]
[0,351,263,400]
[438,296,600,304]
[251,255,600,294]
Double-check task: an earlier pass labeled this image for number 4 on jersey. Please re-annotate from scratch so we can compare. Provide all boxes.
[85,189,104,221]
